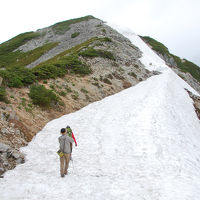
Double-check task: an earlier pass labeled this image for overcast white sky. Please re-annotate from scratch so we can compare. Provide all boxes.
[0,0,199,66]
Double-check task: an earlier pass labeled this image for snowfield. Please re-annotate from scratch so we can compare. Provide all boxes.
[1,26,200,200]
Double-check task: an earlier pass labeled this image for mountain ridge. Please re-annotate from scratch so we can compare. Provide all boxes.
[0,16,200,178]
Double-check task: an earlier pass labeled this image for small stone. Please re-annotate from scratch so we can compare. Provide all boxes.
[15,115,20,121]
[123,81,132,89]
[1,152,7,160]
[15,129,21,135]
[0,128,7,135]
[5,107,12,112]
[1,113,4,121]
[3,161,9,166]
[7,151,13,158]
[8,111,17,120]
[0,105,7,110]
[0,167,5,173]
[152,71,161,75]
[10,123,15,127]
[0,143,10,152]
[11,152,20,159]
[195,102,200,110]
[16,158,24,164]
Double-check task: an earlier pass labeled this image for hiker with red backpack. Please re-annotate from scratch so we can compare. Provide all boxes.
[57,126,77,177]
[58,128,74,177]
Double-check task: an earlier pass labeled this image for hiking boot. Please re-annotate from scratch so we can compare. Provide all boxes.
[64,171,68,175]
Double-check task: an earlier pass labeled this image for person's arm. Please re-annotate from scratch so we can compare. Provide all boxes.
[72,132,77,146]
[58,137,64,152]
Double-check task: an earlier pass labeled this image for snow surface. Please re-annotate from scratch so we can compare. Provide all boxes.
[1,26,200,200]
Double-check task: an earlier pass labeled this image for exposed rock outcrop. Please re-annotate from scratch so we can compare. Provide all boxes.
[157,53,200,94]
[186,89,200,120]
[0,142,25,177]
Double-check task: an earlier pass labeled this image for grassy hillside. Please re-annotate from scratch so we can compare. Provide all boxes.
[51,15,95,34]
[0,15,102,89]
[0,36,113,88]
[141,36,200,83]
[0,32,41,68]
[0,15,96,69]
[141,36,170,56]
[172,55,200,82]
[0,31,60,69]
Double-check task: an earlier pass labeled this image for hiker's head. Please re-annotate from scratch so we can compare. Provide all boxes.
[60,128,66,134]
[66,125,70,129]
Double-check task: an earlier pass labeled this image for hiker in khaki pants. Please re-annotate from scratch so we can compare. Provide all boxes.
[58,128,74,177]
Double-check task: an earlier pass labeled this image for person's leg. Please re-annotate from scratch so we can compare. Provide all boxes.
[60,156,65,177]
[64,153,70,175]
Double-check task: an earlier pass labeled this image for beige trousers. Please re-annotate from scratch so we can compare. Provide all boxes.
[60,153,70,175]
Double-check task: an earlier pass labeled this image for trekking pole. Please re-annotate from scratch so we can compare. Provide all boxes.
[72,158,75,170]
[70,155,75,172]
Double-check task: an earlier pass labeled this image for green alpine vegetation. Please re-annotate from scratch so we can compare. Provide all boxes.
[71,32,80,38]
[141,36,170,56]
[51,15,95,34]
[31,64,66,80]
[14,42,58,67]
[33,37,113,79]
[29,84,60,108]
[0,32,41,68]
[79,48,115,60]
[43,37,112,63]
[0,34,58,69]
[172,56,200,83]
[32,54,91,79]
[140,36,200,83]
[0,66,36,88]
[0,87,8,103]
[0,37,112,88]
[0,32,40,54]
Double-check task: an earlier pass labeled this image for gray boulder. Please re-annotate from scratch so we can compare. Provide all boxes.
[0,143,10,152]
